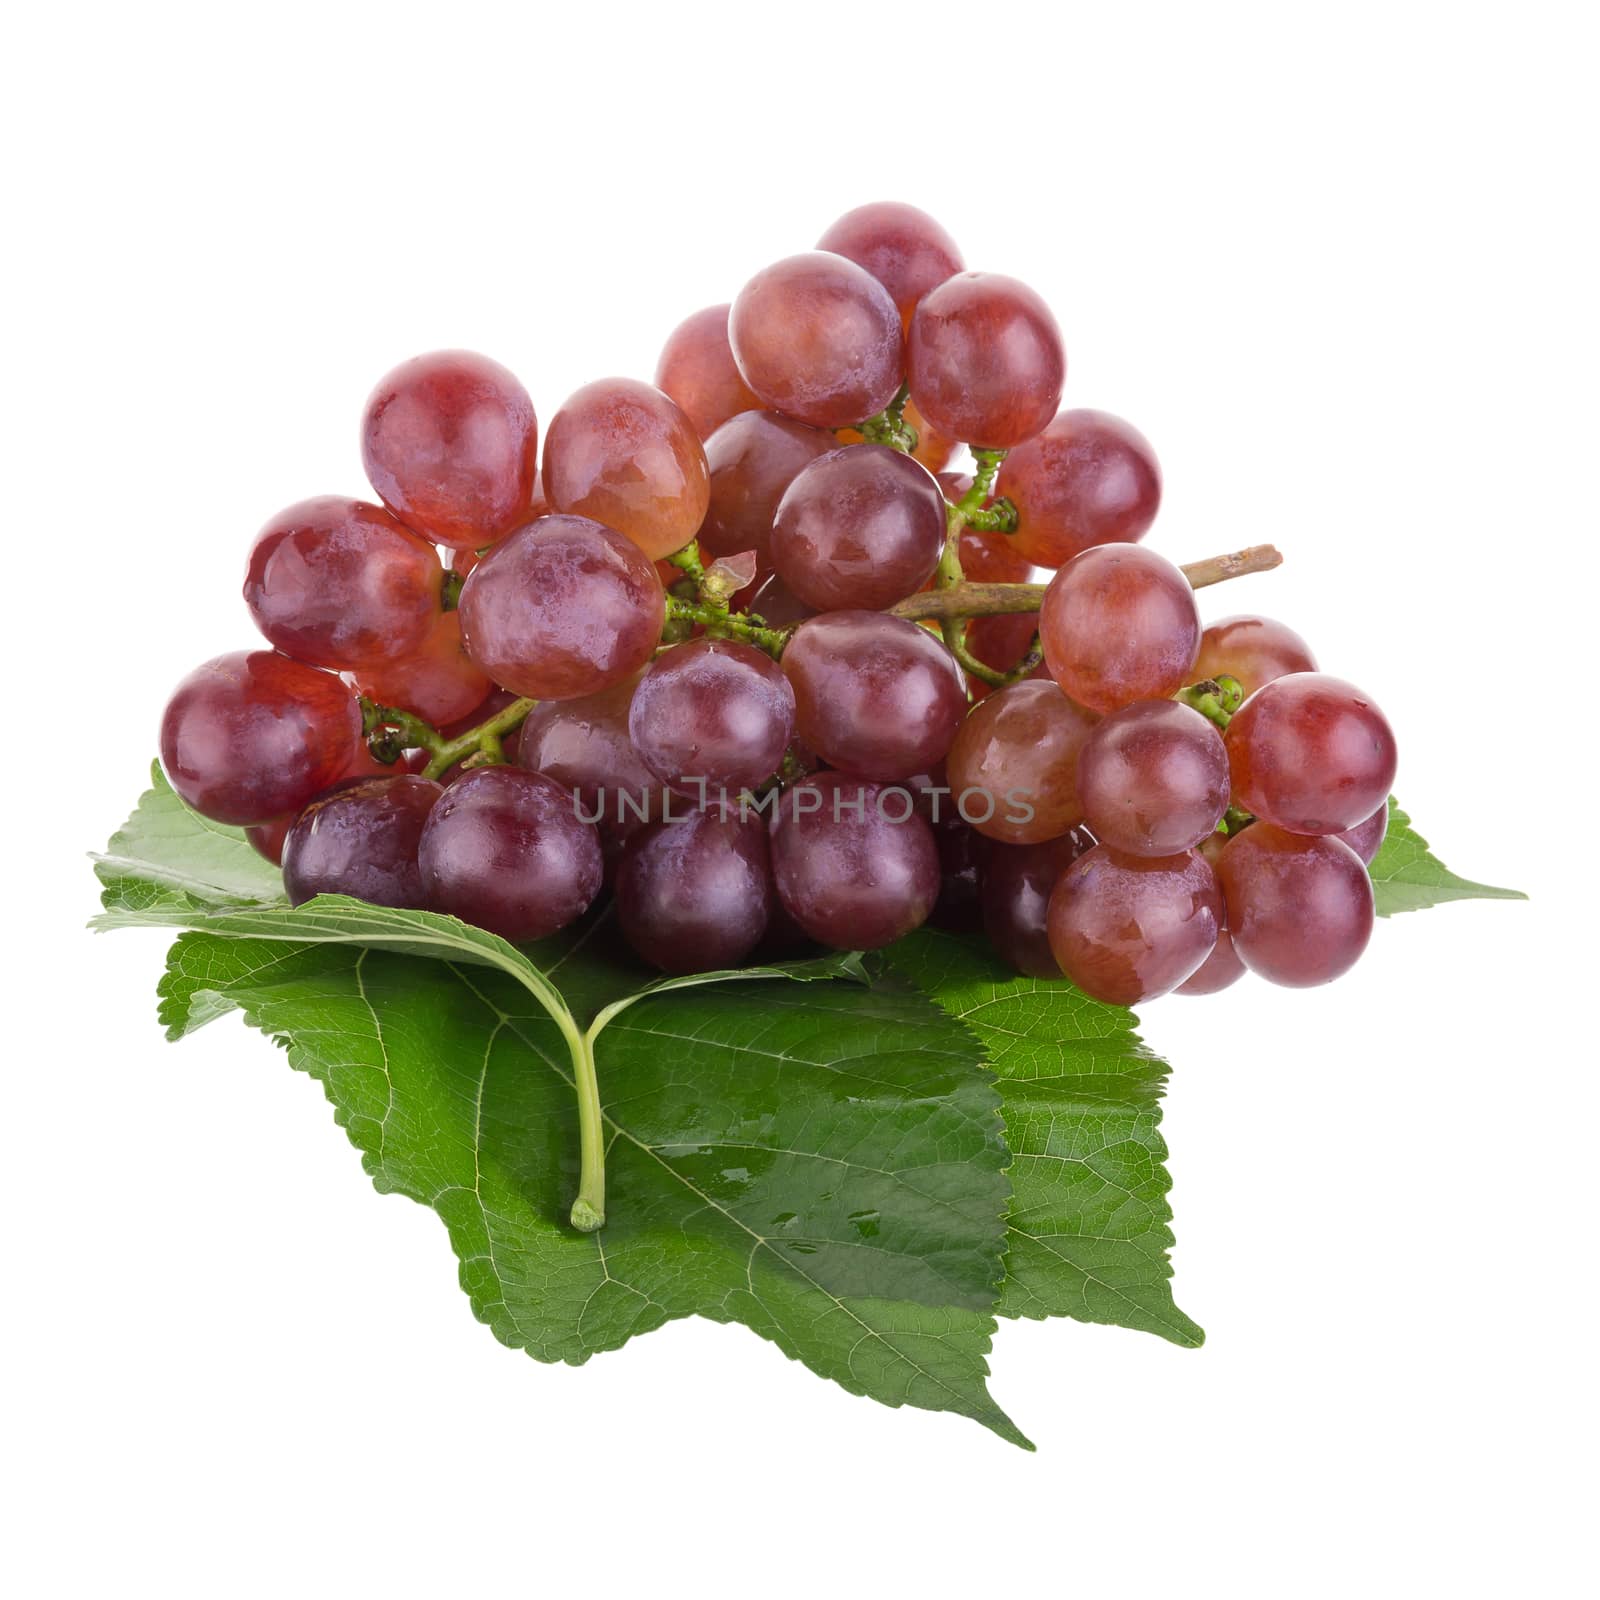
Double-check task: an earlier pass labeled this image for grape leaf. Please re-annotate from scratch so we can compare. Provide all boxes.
[94,768,1030,1446]
[889,929,1203,1347]
[1369,798,1527,917]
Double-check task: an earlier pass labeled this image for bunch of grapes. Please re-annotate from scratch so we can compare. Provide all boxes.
[158,201,1397,1006]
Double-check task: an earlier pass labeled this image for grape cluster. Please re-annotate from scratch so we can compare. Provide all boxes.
[158,200,1398,1005]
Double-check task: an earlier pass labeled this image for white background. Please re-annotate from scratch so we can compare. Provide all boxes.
[4,3,1595,1594]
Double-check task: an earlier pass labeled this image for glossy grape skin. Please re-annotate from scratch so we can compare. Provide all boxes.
[1000,410,1162,568]
[628,638,795,793]
[1335,802,1390,865]
[243,496,443,669]
[1217,823,1374,986]
[351,611,492,726]
[1176,928,1247,996]
[1077,700,1230,856]
[698,410,838,565]
[515,672,665,845]
[418,766,602,942]
[1041,545,1201,713]
[361,351,539,550]
[654,305,761,441]
[616,803,772,974]
[160,651,360,825]
[281,775,442,908]
[945,678,1099,844]
[1194,614,1318,699]
[729,252,904,429]
[1047,845,1223,1005]
[246,739,408,861]
[783,612,966,782]
[817,202,964,332]
[981,829,1096,978]
[1226,673,1399,835]
[769,771,939,950]
[457,515,665,700]
[907,272,1065,449]
[446,482,550,580]
[771,445,946,611]
[541,378,710,560]
[245,813,293,866]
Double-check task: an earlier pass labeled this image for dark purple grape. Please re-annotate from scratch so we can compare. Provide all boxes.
[360,350,539,550]
[616,803,772,974]
[418,766,603,942]
[628,638,795,793]
[699,410,839,565]
[282,775,443,908]
[516,672,666,845]
[1225,673,1398,835]
[771,445,947,611]
[907,272,1064,449]
[742,571,815,627]
[243,496,443,669]
[981,829,1096,978]
[1077,700,1230,856]
[1335,803,1390,865]
[457,514,665,700]
[160,651,360,825]
[782,611,966,781]
[945,678,1100,844]
[1216,823,1374,986]
[769,771,939,950]
[729,252,904,429]
[1047,845,1223,1005]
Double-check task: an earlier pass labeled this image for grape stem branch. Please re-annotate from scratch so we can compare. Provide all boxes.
[361,695,537,780]
[888,543,1285,623]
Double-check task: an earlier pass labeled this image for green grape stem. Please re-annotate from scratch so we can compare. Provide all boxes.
[360,694,537,780]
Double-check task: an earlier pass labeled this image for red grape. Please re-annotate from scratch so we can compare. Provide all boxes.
[160,651,360,825]
[771,445,946,611]
[516,673,666,845]
[1041,545,1201,713]
[1216,823,1374,986]
[361,351,539,550]
[628,638,795,793]
[1047,845,1223,1005]
[945,678,1099,844]
[418,766,603,942]
[783,611,966,781]
[541,377,710,561]
[729,252,903,429]
[616,802,772,973]
[816,202,964,331]
[769,772,939,950]
[654,305,761,441]
[282,775,442,908]
[351,611,492,726]
[907,272,1064,449]
[698,409,837,565]
[245,813,293,866]
[1077,700,1230,856]
[1001,410,1162,568]
[1193,614,1317,699]
[981,829,1096,978]
[1335,803,1389,865]
[1176,928,1247,996]
[446,481,550,580]
[457,515,665,700]
[243,496,442,669]
[741,571,815,627]
[1225,673,1398,834]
